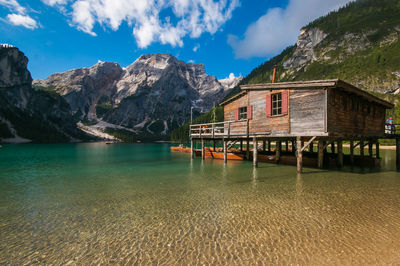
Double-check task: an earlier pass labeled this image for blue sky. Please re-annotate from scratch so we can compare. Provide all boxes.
[0,0,352,80]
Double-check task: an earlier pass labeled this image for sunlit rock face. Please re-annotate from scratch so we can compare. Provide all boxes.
[34,53,232,135]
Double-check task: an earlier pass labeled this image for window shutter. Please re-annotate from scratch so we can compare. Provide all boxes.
[266,94,272,117]
[282,90,288,115]
[234,108,239,120]
[247,105,252,119]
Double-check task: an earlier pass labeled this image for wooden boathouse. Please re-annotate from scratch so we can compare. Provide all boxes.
[189,79,395,173]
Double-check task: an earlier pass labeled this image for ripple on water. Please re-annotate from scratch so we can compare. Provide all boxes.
[1,144,400,264]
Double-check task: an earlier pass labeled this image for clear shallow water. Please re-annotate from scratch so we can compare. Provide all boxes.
[1,143,400,264]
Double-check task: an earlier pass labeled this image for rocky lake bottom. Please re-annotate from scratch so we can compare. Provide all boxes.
[1,143,400,264]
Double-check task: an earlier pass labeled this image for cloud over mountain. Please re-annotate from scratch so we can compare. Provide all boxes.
[228,0,352,59]
[41,0,239,48]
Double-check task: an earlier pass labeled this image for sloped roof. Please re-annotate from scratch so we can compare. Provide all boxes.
[220,79,393,108]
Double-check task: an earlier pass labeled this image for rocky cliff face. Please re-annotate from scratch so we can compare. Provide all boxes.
[0,45,91,143]
[34,54,232,137]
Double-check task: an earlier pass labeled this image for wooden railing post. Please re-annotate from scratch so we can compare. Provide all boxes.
[228,122,231,138]
[212,124,215,139]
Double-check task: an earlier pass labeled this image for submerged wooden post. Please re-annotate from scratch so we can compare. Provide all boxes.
[223,139,227,164]
[240,140,243,152]
[376,141,380,159]
[396,138,400,171]
[253,137,258,167]
[246,139,250,160]
[368,140,373,158]
[360,139,364,157]
[262,140,266,152]
[268,140,271,152]
[276,141,281,163]
[285,140,289,152]
[337,140,343,168]
[350,140,354,164]
[191,139,194,158]
[296,136,303,173]
[201,139,205,159]
[318,141,324,168]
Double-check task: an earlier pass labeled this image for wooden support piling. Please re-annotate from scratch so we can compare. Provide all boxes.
[240,140,243,152]
[201,139,205,159]
[396,138,400,171]
[337,140,343,168]
[276,141,281,163]
[376,141,380,159]
[246,139,250,160]
[360,139,364,157]
[296,136,303,173]
[285,140,289,152]
[223,139,227,164]
[253,137,258,167]
[268,140,271,152]
[309,141,314,153]
[368,140,373,158]
[262,140,266,152]
[190,139,194,158]
[331,142,335,154]
[318,141,324,168]
[350,140,354,164]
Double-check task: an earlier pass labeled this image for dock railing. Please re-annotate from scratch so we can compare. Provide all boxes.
[385,123,398,135]
[190,120,250,138]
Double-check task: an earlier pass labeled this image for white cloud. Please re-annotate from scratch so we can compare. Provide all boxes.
[228,0,353,59]
[0,0,39,29]
[0,0,25,14]
[42,0,239,48]
[193,43,200,52]
[41,0,69,6]
[7,13,38,29]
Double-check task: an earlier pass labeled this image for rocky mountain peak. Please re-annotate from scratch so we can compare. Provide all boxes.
[0,46,32,88]
[283,27,328,72]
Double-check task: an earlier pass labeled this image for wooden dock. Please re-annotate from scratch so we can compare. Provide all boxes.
[188,79,397,172]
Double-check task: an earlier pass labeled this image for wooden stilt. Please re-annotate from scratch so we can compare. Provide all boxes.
[201,139,205,159]
[246,139,250,160]
[253,137,258,167]
[276,141,281,163]
[396,138,400,171]
[318,141,324,168]
[268,140,271,152]
[309,141,314,153]
[213,140,216,152]
[262,140,266,152]
[240,140,243,152]
[368,140,373,158]
[360,139,364,157]
[190,139,194,158]
[337,140,343,168]
[376,141,380,159]
[223,139,227,164]
[331,142,335,153]
[350,140,354,165]
[285,140,289,152]
[296,136,303,173]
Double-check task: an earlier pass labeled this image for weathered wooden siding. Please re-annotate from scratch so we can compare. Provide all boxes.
[289,89,326,136]
[224,94,249,135]
[248,90,289,136]
[327,87,386,137]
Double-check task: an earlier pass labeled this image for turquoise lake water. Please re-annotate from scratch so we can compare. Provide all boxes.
[1,143,400,264]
